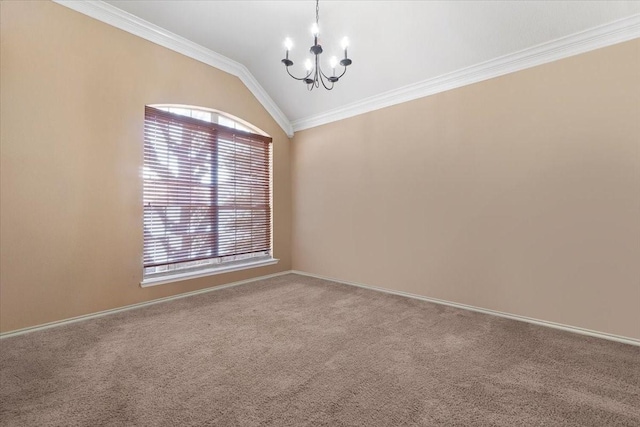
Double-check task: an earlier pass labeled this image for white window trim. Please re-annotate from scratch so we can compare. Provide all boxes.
[140,257,279,288]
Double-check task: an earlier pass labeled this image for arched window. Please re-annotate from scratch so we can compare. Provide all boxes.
[141,105,276,286]
[151,104,268,136]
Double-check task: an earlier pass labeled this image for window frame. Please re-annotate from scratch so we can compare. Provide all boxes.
[140,105,277,288]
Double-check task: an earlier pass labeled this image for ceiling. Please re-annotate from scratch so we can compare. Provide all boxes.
[102,1,639,129]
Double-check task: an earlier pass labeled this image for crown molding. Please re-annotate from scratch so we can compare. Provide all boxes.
[53,0,294,138]
[51,1,639,136]
[292,14,640,132]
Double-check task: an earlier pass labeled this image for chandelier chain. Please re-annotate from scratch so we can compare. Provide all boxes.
[316,0,320,25]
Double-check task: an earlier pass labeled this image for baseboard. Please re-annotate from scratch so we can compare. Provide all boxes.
[5,269,638,347]
[0,270,293,339]
[290,270,640,347]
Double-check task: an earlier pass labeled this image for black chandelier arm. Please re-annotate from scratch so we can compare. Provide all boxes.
[306,67,318,90]
[307,77,318,90]
[305,56,321,90]
[319,74,335,90]
[286,60,348,90]
[318,64,347,82]
[315,56,322,88]
[284,65,313,82]
[316,67,335,90]
[335,65,348,80]
[318,66,331,81]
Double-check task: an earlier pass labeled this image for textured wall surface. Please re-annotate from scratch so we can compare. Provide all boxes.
[0,1,292,332]
[292,39,640,340]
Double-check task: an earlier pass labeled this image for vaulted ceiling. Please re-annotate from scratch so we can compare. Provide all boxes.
[76,1,640,135]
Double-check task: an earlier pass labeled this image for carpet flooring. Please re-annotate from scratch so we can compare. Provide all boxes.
[1,273,639,426]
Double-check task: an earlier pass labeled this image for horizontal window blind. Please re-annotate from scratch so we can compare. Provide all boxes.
[143,106,272,271]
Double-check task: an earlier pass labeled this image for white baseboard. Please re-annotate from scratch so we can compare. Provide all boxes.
[0,270,293,340]
[4,269,638,347]
[291,270,640,347]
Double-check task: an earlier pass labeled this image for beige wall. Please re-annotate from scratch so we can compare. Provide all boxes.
[2,1,638,341]
[292,39,640,340]
[0,1,292,333]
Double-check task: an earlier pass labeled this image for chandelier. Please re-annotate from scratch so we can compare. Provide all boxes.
[281,0,352,91]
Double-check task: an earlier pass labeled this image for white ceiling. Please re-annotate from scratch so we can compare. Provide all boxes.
[103,0,640,126]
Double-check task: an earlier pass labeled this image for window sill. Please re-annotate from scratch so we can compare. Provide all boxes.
[140,258,279,288]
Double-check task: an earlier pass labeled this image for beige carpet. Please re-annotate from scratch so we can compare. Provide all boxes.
[1,273,639,426]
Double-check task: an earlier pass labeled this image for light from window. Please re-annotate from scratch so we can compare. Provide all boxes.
[155,105,259,134]
[143,105,272,277]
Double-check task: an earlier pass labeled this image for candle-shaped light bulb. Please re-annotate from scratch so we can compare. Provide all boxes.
[304,58,313,72]
[283,37,293,61]
[311,22,319,36]
[329,56,338,69]
[340,37,349,50]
